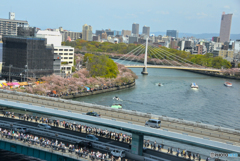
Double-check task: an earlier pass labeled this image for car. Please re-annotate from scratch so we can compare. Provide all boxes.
[13,127,29,133]
[75,141,92,148]
[86,112,101,117]
[37,123,51,129]
[145,119,161,128]
[111,149,126,158]
[86,134,99,141]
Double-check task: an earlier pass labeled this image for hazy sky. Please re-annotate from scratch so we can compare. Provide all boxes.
[0,0,239,34]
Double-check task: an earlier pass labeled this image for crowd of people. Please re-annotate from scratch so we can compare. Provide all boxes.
[1,111,225,161]
[0,128,124,161]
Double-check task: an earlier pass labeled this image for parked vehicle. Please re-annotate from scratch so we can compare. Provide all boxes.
[86,112,101,117]
[37,123,51,129]
[145,119,161,128]
[86,134,99,141]
[111,149,126,158]
[13,127,29,133]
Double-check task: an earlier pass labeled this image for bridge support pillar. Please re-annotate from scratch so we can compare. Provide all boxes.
[141,67,148,75]
[131,133,143,156]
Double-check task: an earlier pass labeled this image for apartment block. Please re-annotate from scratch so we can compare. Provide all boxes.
[54,46,74,74]
[0,12,28,37]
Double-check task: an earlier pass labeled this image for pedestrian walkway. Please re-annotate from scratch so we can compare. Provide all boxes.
[0,111,225,161]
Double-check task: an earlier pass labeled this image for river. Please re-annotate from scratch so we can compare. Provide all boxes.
[73,65,240,129]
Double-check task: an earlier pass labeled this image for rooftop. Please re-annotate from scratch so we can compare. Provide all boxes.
[37,30,61,36]
[0,18,28,23]
[54,46,74,49]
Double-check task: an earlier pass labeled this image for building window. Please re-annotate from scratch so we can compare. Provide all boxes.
[64,57,68,59]
[62,67,65,70]
[69,57,73,59]
[67,67,71,70]
[64,49,68,51]
[69,53,73,55]
[69,49,73,51]
[69,62,73,64]
[64,53,68,55]
[59,53,63,55]
[59,49,63,51]
[54,49,58,51]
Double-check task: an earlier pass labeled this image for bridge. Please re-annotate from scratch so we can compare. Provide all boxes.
[124,65,221,72]
[114,38,221,74]
[0,90,239,159]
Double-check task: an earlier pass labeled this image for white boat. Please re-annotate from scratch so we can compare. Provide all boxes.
[158,83,163,86]
[191,83,198,89]
[224,82,232,87]
[113,96,122,101]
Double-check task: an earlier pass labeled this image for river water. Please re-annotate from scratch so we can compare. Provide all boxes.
[72,65,240,160]
[73,65,240,129]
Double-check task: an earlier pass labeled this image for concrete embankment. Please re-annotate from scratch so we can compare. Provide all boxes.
[61,82,135,99]
[0,89,240,145]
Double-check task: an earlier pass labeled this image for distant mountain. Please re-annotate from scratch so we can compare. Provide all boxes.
[150,32,240,41]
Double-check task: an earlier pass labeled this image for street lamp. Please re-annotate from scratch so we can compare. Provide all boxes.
[20,73,22,82]
[25,65,28,82]
[9,65,13,83]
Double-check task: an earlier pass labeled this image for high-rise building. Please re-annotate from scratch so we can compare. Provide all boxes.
[219,12,233,43]
[82,24,92,41]
[0,12,28,37]
[212,36,220,43]
[166,30,179,38]
[2,36,54,80]
[17,27,36,37]
[132,23,139,36]
[106,30,114,36]
[60,27,81,42]
[129,36,138,44]
[96,30,103,39]
[102,32,107,39]
[122,30,131,37]
[142,26,150,36]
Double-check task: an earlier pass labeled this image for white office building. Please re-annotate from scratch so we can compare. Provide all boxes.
[54,46,74,74]
[36,30,62,46]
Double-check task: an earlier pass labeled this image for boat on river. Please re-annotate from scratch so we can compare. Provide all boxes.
[224,82,232,87]
[113,96,122,101]
[111,104,122,109]
[191,83,198,89]
[158,83,163,86]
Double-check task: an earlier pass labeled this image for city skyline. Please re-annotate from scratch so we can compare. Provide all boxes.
[0,0,239,34]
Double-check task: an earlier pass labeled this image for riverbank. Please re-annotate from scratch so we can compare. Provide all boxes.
[61,81,135,99]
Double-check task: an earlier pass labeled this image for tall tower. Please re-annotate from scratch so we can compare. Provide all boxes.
[219,12,233,43]
[82,24,92,41]
[132,23,139,36]
[142,26,150,37]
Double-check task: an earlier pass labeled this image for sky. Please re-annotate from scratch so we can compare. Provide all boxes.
[0,0,239,34]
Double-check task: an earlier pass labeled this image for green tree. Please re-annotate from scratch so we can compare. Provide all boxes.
[72,66,76,72]
[84,54,119,78]
[238,63,240,68]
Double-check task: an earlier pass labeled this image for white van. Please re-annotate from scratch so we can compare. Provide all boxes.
[145,119,161,128]
[111,149,126,158]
